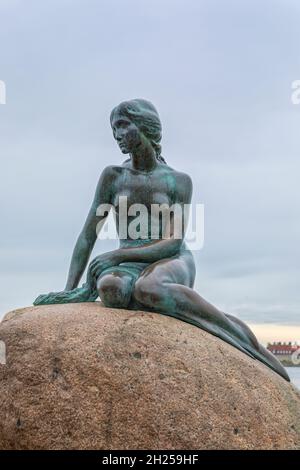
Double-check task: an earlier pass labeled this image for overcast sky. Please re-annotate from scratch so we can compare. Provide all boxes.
[0,0,299,333]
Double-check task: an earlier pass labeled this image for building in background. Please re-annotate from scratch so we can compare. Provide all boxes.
[267,342,299,366]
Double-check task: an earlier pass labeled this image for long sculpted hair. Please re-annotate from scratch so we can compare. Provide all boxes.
[110,98,167,164]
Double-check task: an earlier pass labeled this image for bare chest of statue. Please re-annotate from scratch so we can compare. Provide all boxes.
[112,168,175,211]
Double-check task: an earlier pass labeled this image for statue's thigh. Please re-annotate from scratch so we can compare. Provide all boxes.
[138,251,196,289]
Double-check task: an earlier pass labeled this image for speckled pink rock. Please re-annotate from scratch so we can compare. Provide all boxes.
[0,302,299,450]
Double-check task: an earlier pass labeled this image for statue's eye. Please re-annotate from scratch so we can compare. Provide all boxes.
[116,120,129,128]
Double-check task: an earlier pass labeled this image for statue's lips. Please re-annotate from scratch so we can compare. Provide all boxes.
[119,142,127,150]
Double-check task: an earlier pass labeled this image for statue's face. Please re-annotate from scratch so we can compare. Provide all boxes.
[111,111,143,154]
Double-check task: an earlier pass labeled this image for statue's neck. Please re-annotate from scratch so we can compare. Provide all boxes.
[130,144,157,172]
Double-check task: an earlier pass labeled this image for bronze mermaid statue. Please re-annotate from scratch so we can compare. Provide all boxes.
[34,98,289,382]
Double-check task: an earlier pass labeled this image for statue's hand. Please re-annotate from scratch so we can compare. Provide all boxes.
[88,251,122,280]
[33,293,50,305]
[33,290,73,305]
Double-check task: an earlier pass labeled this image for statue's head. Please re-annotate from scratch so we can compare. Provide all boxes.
[110,99,165,162]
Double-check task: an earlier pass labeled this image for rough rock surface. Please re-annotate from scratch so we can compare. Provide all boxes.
[0,302,299,450]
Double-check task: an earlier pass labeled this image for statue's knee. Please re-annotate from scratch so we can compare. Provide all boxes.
[97,274,132,308]
[133,277,160,306]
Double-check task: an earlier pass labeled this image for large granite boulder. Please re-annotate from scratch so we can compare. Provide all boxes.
[0,302,299,450]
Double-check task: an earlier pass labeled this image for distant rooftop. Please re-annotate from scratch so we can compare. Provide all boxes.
[267,341,299,355]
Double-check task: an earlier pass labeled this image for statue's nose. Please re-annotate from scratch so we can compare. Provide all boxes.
[115,130,125,141]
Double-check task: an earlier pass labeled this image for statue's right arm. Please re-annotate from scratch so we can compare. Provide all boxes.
[64,166,115,290]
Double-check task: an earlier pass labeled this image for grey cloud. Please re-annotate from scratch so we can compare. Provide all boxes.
[0,0,299,326]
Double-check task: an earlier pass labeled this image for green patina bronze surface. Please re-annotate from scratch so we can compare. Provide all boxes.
[34,99,289,382]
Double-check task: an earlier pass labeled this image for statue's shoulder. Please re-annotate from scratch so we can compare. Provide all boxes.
[96,165,125,193]
[100,164,125,179]
[165,166,193,188]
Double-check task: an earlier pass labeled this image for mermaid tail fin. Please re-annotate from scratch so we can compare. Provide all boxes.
[153,309,290,382]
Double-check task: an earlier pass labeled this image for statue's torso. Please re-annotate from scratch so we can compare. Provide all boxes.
[110,163,186,248]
